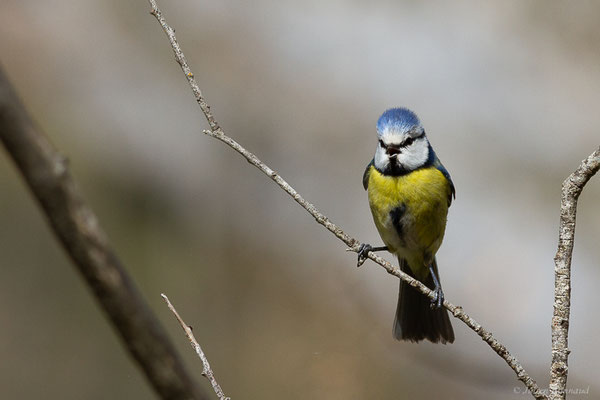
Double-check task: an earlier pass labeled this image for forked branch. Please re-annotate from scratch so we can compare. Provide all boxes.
[550,148,600,400]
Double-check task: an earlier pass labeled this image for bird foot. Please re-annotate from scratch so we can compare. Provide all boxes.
[430,286,444,309]
[356,243,373,267]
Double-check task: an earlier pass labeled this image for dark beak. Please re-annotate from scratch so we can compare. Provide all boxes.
[386,145,401,157]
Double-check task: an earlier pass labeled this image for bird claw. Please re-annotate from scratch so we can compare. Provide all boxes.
[356,243,372,267]
[430,286,444,309]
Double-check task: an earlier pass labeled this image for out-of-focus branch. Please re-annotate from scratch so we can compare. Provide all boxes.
[550,148,600,400]
[0,66,208,400]
[161,294,230,400]
[147,2,547,398]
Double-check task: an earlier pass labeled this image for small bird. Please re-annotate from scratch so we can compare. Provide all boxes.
[359,108,455,343]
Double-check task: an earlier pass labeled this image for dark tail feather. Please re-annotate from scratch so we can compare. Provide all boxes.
[393,257,454,344]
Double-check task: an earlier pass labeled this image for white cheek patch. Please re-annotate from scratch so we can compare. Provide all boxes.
[397,138,429,170]
[374,146,389,171]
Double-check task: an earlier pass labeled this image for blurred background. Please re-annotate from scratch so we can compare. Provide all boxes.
[1,1,599,399]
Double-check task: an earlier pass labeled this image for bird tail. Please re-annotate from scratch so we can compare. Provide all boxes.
[393,257,454,343]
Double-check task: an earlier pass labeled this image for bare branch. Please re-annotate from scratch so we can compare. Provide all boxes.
[147,1,548,398]
[161,294,231,400]
[550,147,600,400]
[0,66,209,400]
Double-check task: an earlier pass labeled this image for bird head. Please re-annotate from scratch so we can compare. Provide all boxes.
[374,108,431,173]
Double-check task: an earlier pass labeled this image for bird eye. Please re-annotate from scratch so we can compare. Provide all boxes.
[378,139,386,148]
[403,137,414,147]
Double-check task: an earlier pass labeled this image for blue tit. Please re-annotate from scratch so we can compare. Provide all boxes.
[359,108,455,344]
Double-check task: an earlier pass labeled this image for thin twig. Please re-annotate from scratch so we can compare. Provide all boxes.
[0,67,208,399]
[147,1,547,398]
[550,148,600,400]
[161,294,230,400]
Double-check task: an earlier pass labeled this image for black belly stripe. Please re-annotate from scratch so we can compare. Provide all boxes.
[390,203,407,244]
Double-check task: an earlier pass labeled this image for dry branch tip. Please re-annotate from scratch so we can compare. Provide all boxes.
[161,293,231,400]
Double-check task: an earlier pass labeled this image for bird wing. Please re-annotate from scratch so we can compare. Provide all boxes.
[433,158,455,206]
[363,159,374,190]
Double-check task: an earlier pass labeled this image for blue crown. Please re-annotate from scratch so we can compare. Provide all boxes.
[377,108,421,133]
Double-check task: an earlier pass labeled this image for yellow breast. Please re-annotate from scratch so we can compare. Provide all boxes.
[367,165,450,276]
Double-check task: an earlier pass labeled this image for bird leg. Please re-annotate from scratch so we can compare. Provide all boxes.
[428,264,444,309]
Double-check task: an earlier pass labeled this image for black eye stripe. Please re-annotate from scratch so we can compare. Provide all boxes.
[380,131,424,149]
[401,131,424,147]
